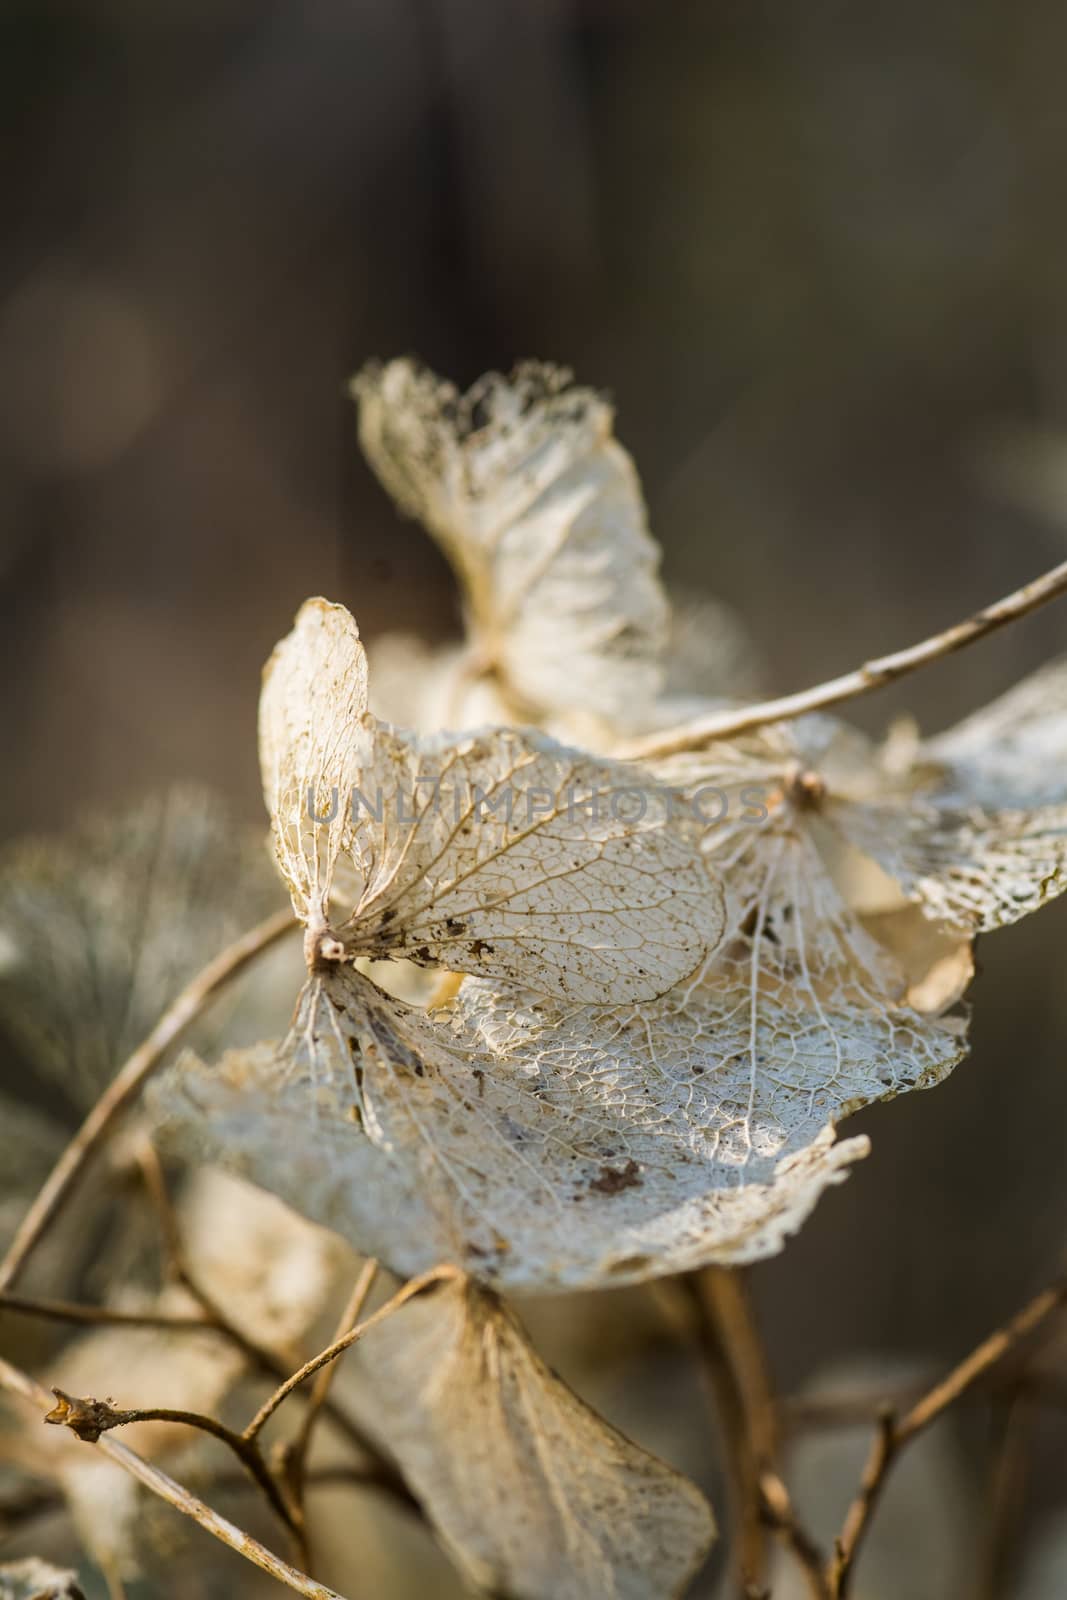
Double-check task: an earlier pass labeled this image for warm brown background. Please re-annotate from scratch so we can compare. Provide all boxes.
[2,2,1067,1595]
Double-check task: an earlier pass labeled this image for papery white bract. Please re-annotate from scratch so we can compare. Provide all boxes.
[352,1275,716,1600]
[354,360,670,724]
[833,657,1067,931]
[645,716,973,1143]
[153,968,869,1291]
[260,596,371,932]
[264,598,726,1002]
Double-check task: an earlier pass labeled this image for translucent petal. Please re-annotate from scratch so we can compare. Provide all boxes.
[646,717,971,1123]
[354,1276,715,1600]
[834,659,1067,931]
[333,722,726,1004]
[152,968,869,1291]
[264,600,724,1001]
[354,360,669,722]
[259,597,370,926]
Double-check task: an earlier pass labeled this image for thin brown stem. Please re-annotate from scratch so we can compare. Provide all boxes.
[827,1273,1067,1597]
[44,1388,305,1564]
[759,1469,829,1600]
[978,1387,1037,1600]
[0,1291,217,1333]
[243,1265,461,1443]
[0,908,296,1295]
[284,1261,379,1514]
[681,1270,826,1597]
[133,1144,417,1518]
[135,1141,296,1379]
[0,1356,345,1600]
[619,557,1067,761]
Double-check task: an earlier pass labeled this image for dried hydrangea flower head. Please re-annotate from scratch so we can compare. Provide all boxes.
[156,598,803,1288]
[157,608,874,1289]
[641,644,1067,1146]
[640,716,974,1142]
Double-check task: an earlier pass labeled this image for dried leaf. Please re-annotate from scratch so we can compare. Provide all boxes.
[264,599,725,1003]
[354,360,670,723]
[834,658,1067,931]
[353,1276,715,1600]
[152,967,868,1290]
[260,596,371,929]
[647,716,972,1137]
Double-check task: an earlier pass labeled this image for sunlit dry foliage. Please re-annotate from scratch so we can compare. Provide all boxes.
[3,356,1067,1600]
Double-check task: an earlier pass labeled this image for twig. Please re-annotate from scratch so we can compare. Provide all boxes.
[44,1387,302,1560]
[618,557,1067,760]
[0,1356,347,1600]
[681,1270,827,1598]
[243,1265,461,1442]
[0,1291,218,1333]
[673,1275,748,1573]
[134,1142,293,1378]
[827,1272,1067,1597]
[283,1261,379,1516]
[0,908,296,1294]
[978,1386,1037,1600]
[759,1468,829,1600]
[782,1370,1067,1433]
[134,1145,417,1516]
[827,1405,895,1600]
[702,1269,780,1477]
[703,1269,774,1593]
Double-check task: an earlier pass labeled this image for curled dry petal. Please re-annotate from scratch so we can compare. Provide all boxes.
[834,657,1067,931]
[354,359,669,723]
[259,596,371,932]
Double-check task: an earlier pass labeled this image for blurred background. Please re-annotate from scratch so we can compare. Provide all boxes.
[2,1,1067,1595]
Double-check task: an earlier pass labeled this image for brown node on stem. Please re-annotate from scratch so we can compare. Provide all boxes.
[44,1388,124,1445]
[303,927,347,972]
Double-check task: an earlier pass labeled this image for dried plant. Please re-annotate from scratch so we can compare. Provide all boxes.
[2,357,1067,1600]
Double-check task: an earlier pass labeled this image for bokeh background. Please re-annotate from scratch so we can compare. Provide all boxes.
[2,2,1067,1595]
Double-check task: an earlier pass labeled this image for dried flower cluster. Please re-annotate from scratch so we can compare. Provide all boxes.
[1,358,1066,1600]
